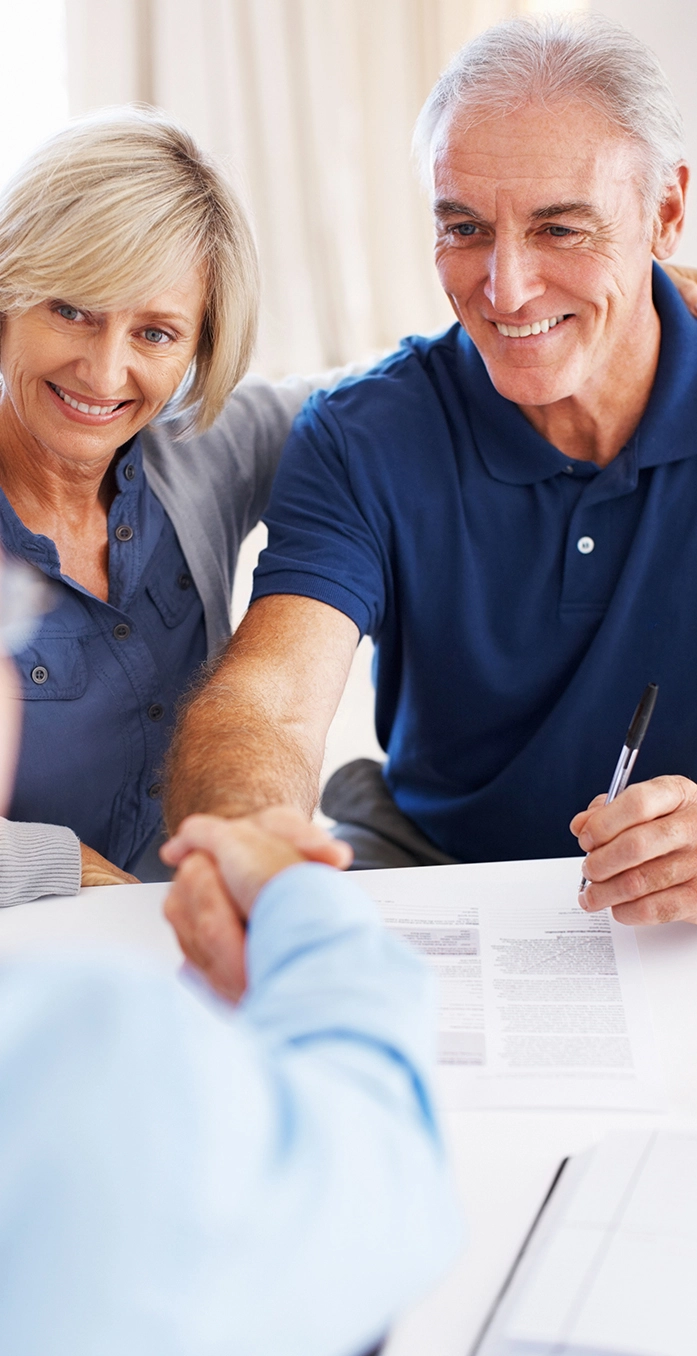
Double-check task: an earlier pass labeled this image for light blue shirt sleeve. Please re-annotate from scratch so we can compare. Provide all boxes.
[0,863,463,1356]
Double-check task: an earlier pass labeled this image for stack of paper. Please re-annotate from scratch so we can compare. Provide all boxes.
[473,1130,697,1355]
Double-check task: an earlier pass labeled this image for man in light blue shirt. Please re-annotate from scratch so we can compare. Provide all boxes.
[0,588,461,1355]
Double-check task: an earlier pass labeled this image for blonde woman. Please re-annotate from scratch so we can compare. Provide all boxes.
[0,108,322,904]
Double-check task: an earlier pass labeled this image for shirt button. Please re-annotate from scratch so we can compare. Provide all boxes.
[178,572,192,590]
[148,702,165,722]
[577,536,595,554]
[148,782,163,799]
[30,665,49,685]
[564,464,574,474]
[115,524,133,542]
[113,622,131,640]
[123,464,136,481]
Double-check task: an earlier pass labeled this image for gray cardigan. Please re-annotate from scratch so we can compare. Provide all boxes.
[0,372,320,906]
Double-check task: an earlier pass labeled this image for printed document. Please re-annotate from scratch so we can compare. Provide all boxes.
[359,857,662,1110]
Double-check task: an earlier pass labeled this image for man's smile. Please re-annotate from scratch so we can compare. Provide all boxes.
[491,313,573,338]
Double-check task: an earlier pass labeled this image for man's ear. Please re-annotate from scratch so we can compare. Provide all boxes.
[653,163,689,259]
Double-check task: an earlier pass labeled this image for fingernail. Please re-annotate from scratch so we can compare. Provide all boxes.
[578,893,589,910]
[578,831,592,850]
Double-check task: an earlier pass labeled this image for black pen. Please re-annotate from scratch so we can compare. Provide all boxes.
[579,682,659,892]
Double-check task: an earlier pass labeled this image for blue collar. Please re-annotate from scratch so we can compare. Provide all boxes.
[456,261,697,487]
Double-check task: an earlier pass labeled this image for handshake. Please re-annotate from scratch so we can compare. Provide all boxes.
[160,808,354,1000]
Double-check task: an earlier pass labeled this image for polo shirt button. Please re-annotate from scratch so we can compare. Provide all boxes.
[577,536,595,554]
[564,464,574,474]
[124,464,136,481]
[30,665,49,685]
[115,524,133,542]
[178,572,192,590]
[113,623,131,640]
[148,782,163,799]
[148,702,165,721]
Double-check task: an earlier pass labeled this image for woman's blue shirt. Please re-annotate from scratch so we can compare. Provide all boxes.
[2,438,208,873]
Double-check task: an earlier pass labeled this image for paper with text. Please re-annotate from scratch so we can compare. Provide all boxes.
[360,857,662,1110]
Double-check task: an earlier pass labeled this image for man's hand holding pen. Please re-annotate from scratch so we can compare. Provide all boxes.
[571,775,697,926]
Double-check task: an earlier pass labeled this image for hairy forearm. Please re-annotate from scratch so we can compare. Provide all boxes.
[164,595,358,832]
[164,681,320,831]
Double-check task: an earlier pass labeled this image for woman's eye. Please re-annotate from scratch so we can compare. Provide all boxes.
[142,328,170,344]
[55,303,82,321]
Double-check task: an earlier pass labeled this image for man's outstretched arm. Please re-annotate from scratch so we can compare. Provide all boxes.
[164,593,359,832]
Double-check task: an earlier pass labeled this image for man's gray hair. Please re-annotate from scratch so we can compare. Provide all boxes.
[414,13,685,212]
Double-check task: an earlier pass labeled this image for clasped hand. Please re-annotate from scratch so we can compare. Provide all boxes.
[160,807,352,1001]
[571,775,697,925]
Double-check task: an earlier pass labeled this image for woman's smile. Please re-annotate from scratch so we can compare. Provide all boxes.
[45,379,136,426]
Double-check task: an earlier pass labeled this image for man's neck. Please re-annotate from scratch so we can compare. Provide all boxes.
[518,304,661,469]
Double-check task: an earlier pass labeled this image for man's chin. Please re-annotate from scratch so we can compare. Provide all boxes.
[480,355,582,409]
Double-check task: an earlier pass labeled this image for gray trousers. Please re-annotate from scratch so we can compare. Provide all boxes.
[321,759,458,870]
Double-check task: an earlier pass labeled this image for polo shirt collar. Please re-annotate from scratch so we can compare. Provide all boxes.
[456,261,697,485]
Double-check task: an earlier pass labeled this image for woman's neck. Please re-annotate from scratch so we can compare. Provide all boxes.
[0,398,117,599]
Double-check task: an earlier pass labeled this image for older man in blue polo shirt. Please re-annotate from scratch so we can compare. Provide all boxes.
[167,15,697,929]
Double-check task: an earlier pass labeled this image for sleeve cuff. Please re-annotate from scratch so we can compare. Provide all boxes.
[246,862,380,986]
[0,820,82,908]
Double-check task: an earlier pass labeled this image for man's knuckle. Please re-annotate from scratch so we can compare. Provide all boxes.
[177,855,198,883]
[623,863,649,899]
[655,895,679,924]
[631,783,652,816]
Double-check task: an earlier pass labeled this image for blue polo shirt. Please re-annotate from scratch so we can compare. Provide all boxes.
[2,439,207,874]
[252,266,697,862]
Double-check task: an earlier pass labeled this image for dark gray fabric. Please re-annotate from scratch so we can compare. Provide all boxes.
[142,362,372,656]
[141,374,316,657]
[321,759,458,871]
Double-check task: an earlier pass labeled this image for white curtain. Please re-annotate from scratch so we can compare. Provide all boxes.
[66,0,566,376]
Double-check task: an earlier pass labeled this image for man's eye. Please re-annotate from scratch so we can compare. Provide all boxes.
[547,225,576,238]
[454,223,478,237]
[142,328,170,344]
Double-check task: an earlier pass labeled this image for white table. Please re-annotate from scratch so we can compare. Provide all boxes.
[1,862,696,1356]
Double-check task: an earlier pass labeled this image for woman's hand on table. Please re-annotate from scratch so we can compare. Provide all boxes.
[161,807,352,1001]
[80,842,139,887]
[570,775,697,925]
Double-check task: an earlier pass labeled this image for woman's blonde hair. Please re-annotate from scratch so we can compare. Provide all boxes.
[0,106,259,431]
